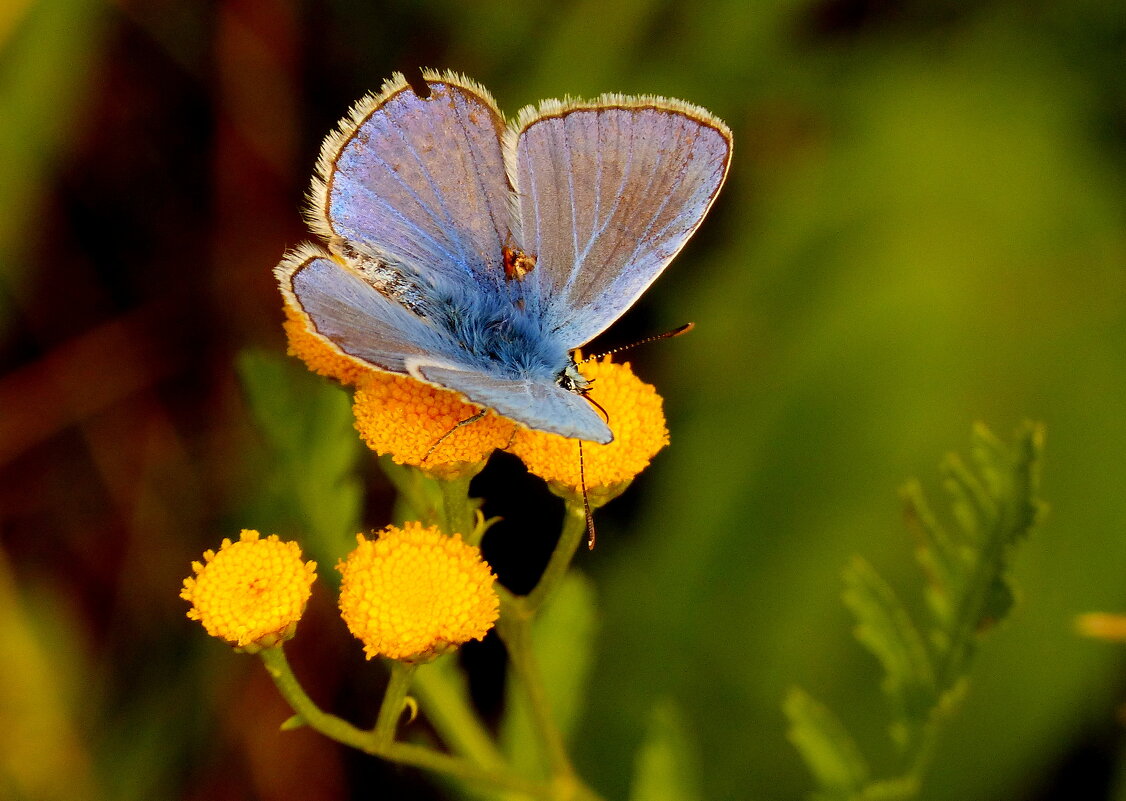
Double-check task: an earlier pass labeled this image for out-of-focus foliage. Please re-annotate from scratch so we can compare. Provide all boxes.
[1,0,1123,799]
[786,423,1045,800]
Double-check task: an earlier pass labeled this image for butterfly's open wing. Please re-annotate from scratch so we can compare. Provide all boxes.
[412,364,613,443]
[278,245,465,374]
[506,97,731,346]
[310,70,514,288]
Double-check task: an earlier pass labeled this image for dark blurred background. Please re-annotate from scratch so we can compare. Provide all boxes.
[1,0,1124,799]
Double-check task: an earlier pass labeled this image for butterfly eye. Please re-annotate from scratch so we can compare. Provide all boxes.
[557,361,592,394]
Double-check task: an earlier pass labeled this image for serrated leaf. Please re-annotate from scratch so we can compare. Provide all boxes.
[940,453,996,543]
[842,557,935,726]
[784,687,870,794]
[994,421,1045,544]
[790,424,1045,801]
[901,481,962,627]
[628,699,703,801]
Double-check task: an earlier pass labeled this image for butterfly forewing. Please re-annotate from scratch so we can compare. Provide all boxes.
[312,72,514,287]
[507,99,732,347]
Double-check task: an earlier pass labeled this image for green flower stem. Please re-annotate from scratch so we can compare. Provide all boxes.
[259,646,543,796]
[259,645,373,749]
[374,660,417,748]
[494,501,606,801]
[496,611,575,784]
[412,656,508,769]
[523,501,587,612]
[438,471,478,538]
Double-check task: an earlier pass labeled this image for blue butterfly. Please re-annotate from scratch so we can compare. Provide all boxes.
[277,70,732,444]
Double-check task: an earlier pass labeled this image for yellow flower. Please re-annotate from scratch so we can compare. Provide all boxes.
[284,302,374,386]
[352,370,516,478]
[338,523,499,662]
[508,356,668,506]
[181,530,317,652]
[1077,613,1126,642]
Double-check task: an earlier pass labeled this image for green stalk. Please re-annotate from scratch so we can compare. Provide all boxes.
[259,646,543,796]
[373,660,417,748]
[496,612,575,782]
[524,501,587,613]
[438,471,477,538]
[412,656,508,768]
[493,500,607,800]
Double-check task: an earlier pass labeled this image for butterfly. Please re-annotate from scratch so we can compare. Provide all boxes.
[277,70,732,444]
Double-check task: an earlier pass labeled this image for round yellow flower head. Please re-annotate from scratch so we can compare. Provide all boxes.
[284,302,374,386]
[338,522,499,663]
[352,370,516,479]
[508,356,668,506]
[181,530,317,653]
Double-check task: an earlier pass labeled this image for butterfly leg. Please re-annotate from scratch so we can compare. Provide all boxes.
[424,409,489,462]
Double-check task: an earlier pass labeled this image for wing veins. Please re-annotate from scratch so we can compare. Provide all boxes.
[343,145,463,267]
[577,115,664,299]
[612,123,703,282]
[563,113,639,298]
[386,112,471,270]
[449,93,507,268]
[563,119,581,282]
[570,117,636,287]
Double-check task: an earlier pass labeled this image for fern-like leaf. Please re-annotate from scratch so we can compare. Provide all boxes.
[787,422,1045,799]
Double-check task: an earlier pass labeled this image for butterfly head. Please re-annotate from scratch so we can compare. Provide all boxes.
[557,357,593,395]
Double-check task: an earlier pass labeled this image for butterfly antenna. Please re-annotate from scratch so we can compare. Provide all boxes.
[582,322,695,363]
[424,409,488,462]
[579,440,597,549]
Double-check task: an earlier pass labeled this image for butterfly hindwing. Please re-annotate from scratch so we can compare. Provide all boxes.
[413,364,612,443]
[278,245,465,375]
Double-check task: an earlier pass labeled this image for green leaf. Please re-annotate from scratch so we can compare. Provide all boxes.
[628,699,703,801]
[940,452,995,545]
[500,571,598,775]
[842,557,935,731]
[784,687,869,795]
[940,422,1044,651]
[0,547,97,801]
[236,350,363,573]
[788,424,1046,801]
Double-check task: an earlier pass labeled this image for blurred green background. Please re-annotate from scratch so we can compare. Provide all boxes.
[1,0,1123,799]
